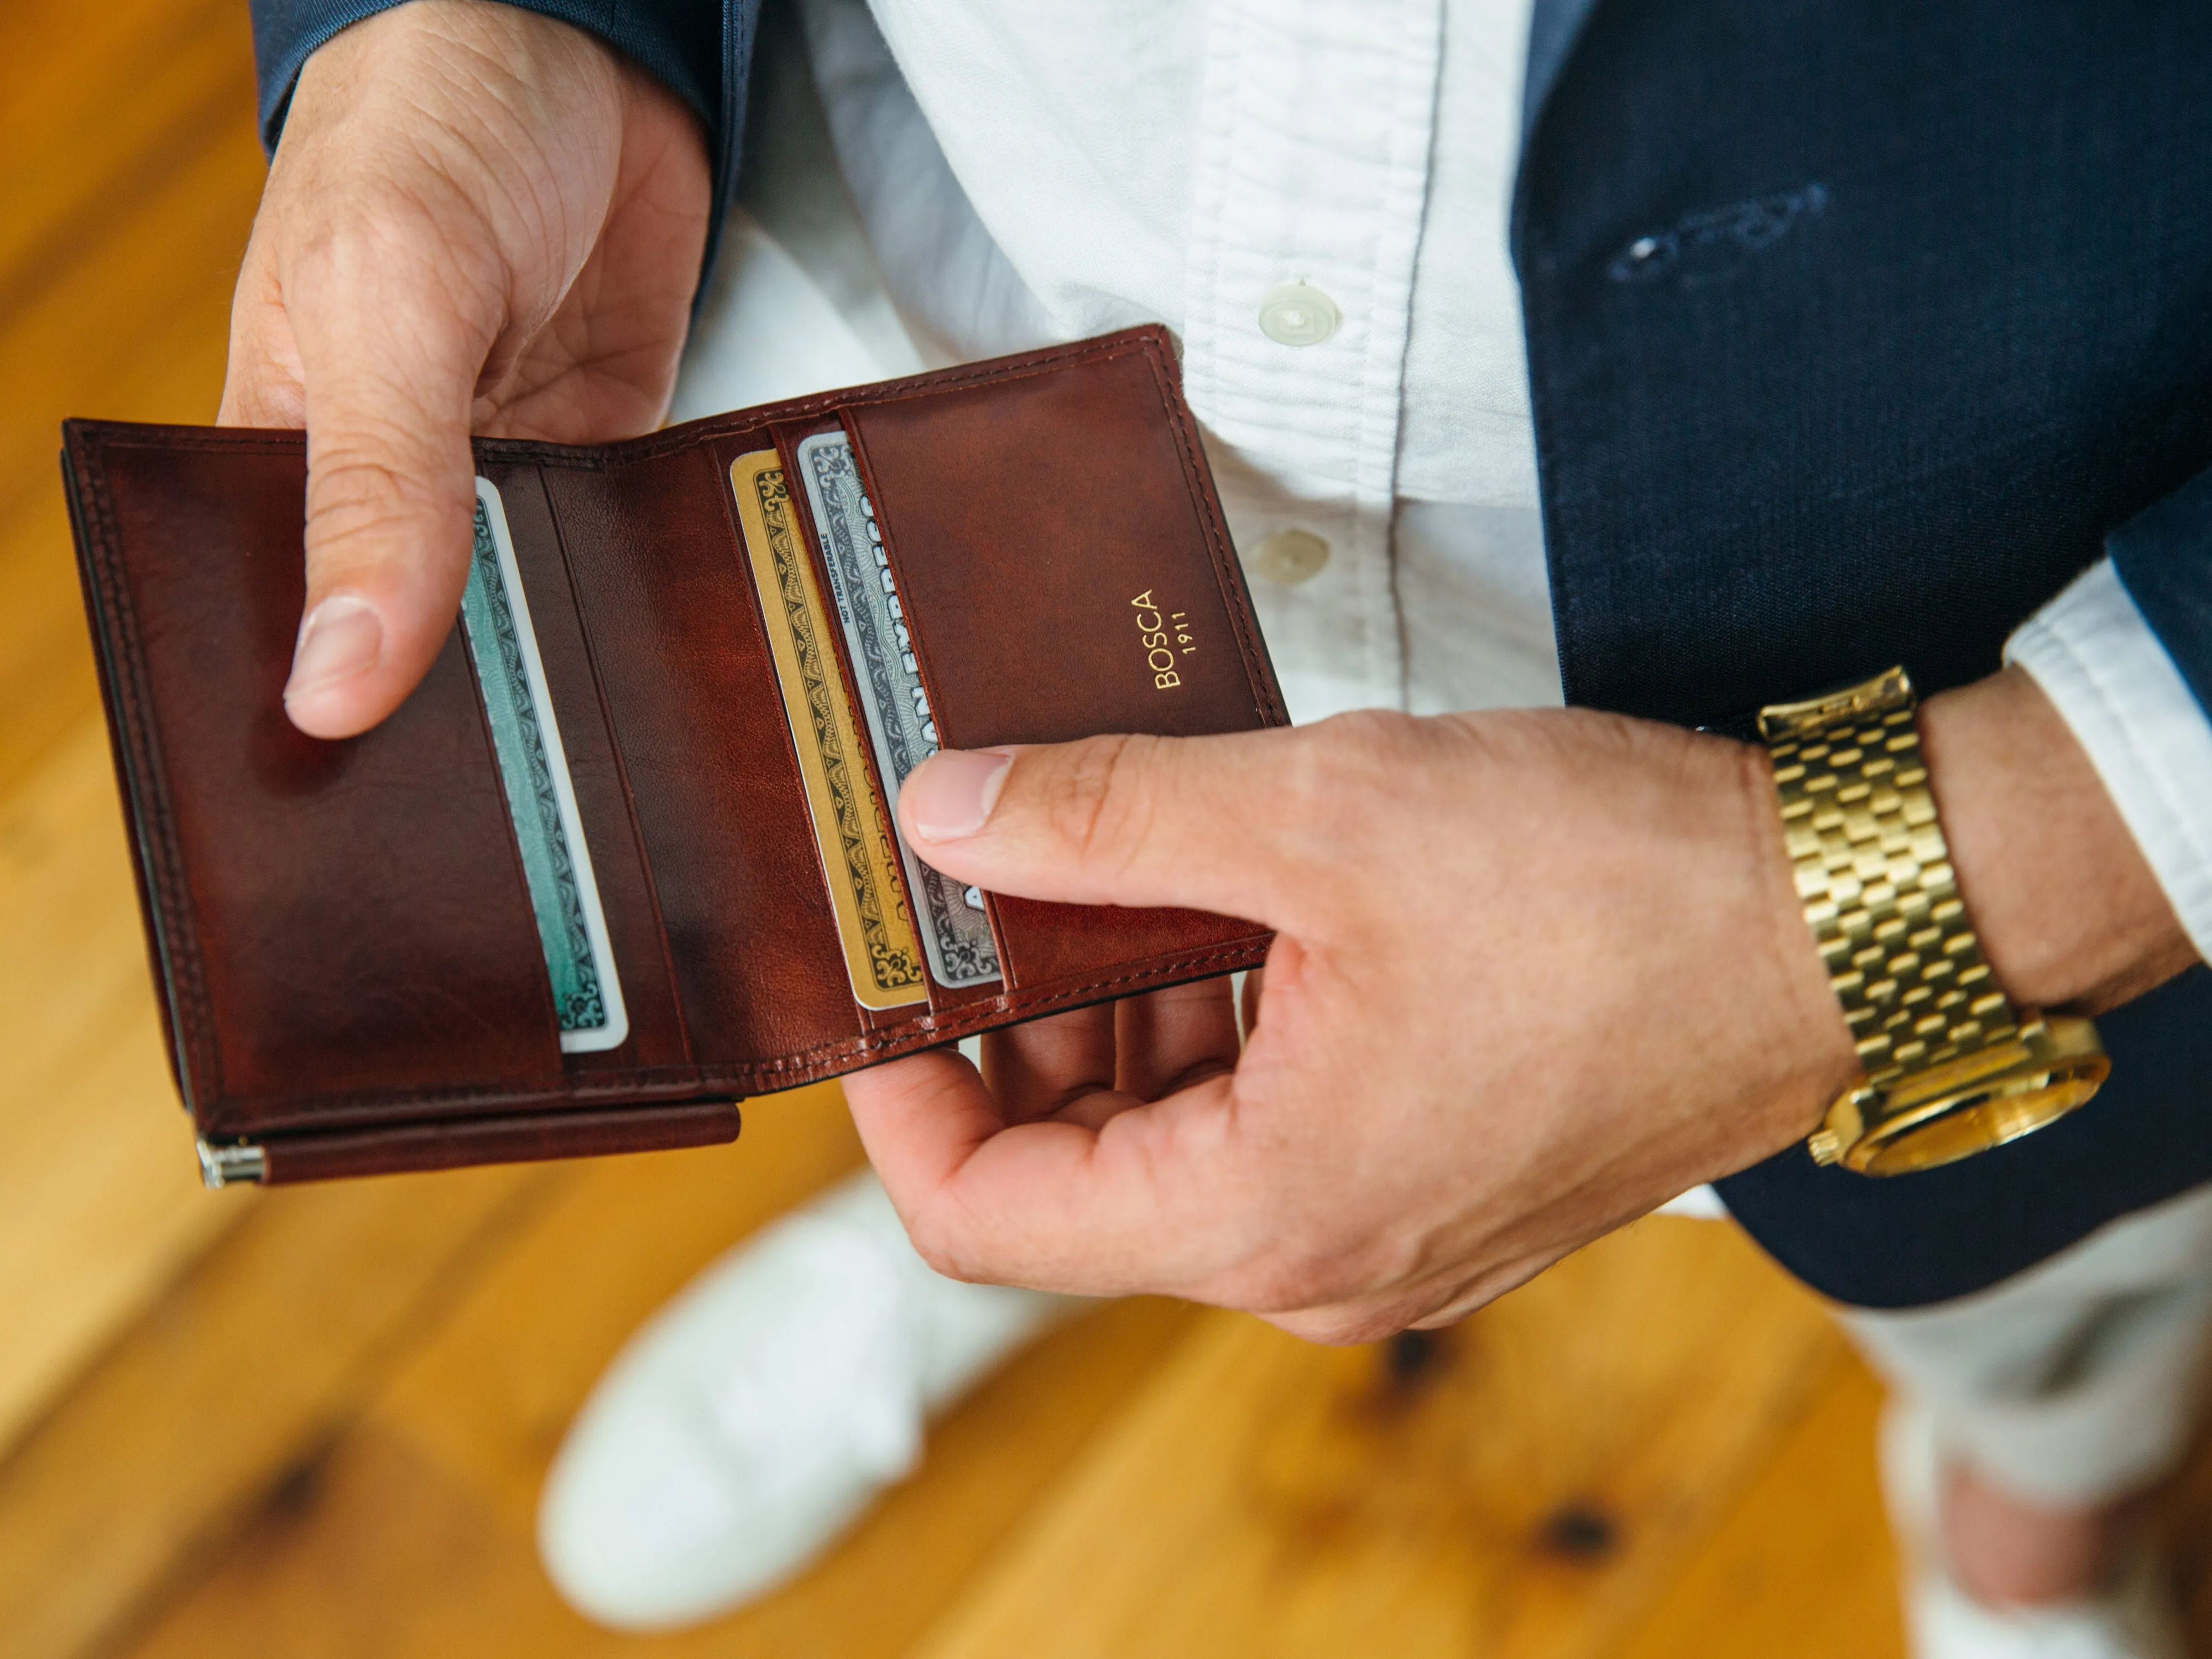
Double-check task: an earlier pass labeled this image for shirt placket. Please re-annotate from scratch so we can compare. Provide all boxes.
[1180,0,1445,721]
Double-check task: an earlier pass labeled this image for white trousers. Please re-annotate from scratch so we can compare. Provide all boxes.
[1843,1183,2212,1510]
[695,14,2212,1518]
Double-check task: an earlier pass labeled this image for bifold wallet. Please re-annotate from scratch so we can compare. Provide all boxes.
[63,326,1285,1186]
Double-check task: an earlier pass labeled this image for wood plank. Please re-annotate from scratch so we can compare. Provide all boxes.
[0,716,237,1455]
[119,1300,1200,1659]
[0,0,264,801]
[905,1218,1846,1659]
[1610,1354,1904,1659]
[0,1161,558,1659]
[0,0,273,1465]
[0,0,261,517]
[365,1085,874,1536]
[0,108,266,800]
[2148,1408,2212,1650]
[110,1086,1206,1659]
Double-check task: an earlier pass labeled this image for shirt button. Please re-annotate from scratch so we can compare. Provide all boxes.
[1256,281,1340,347]
[1250,528,1331,585]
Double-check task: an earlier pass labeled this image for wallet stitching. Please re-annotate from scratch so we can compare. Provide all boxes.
[70,439,225,1102]
[67,330,1171,469]
[473,330,1174,469]
[202,937,1270,1129]
[754,938,1274,1071]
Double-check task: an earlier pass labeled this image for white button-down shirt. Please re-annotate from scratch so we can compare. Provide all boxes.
[682,0,2212,962]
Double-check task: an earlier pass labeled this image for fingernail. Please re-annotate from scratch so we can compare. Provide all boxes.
[286,594,383,703]
[907,749,1011,841]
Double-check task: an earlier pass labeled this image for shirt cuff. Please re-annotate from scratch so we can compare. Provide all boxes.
[2005,558,2212,964]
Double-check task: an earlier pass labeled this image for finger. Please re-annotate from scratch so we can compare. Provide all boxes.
[844,1053,1250,1296]
[1114,977,1240,1100]
[1239,967,1265,1042]
[980,1003,1118,1123]
[277,200,500,739]
[895,726,1333,929]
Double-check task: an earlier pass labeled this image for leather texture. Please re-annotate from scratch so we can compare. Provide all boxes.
[66,327,1282,1182]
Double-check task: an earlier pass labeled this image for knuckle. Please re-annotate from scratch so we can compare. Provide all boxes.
[902,1206,983,1284]
[304,446,466,562]
[1282,711,1418,850]
[1269,1305,1406,1347]
[1210,1236,1371,1316]
[1035,733,1157,872]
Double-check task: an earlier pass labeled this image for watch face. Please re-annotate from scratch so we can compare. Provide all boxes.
[1853,1060,2110,1176]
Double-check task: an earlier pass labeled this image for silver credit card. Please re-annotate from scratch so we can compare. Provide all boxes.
[795,432,1001,989]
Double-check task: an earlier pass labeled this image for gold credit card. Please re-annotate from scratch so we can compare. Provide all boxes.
[731,450,928,1010]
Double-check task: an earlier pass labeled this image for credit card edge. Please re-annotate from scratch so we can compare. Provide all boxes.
[792,431,1003,990]
[728,450,927,1013]
[470,475,631,1054]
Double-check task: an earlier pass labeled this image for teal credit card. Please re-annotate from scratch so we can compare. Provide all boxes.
[460,478,629,1053]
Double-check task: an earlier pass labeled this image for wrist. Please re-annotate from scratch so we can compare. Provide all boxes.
[1919,666,2195,1014]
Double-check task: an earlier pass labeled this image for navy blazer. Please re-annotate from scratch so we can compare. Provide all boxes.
[250,0,2212,1309]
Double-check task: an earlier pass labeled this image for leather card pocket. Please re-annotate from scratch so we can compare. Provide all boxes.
[543,440,866,1074]
[77,436,567,1134]
[839,342,1281,994]
[768,417,1010,1018]
[481,460,691,1074]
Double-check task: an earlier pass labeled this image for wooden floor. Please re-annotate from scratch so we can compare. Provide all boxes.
[0,5,2188,1657]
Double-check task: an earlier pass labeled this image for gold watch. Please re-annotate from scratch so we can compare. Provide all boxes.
[1760,667,2110,1176]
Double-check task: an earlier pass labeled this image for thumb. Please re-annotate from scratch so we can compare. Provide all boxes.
[279,236,493,739]
[898,727,1315,926]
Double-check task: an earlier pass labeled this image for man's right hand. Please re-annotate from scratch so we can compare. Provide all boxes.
[221,0,710,738]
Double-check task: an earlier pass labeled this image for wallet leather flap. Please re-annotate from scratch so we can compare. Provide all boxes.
[67,431,567,1135]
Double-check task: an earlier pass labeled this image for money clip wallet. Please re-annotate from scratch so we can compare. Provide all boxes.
[62,327,1286,1185]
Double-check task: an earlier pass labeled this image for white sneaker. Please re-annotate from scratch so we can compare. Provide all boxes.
[1880,1399,2185,1659]
[538,1169,1066,1630]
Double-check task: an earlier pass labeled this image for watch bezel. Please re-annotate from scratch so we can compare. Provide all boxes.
[1807,1014,2110,1175]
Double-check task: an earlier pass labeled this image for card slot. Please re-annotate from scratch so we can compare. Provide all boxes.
[728,440,932,1020]
[76,438,569,1135]
[769,419,1010,1018]
[542,441,867,1071]
[483,462,692,1074]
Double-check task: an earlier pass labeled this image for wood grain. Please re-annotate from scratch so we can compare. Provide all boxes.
[905,1218,1854,1659]
[1612,1354,1905,1659]
[0,721,235,1455]
[0,0,264,803]
[0,1161,555,1659]
[0,0,269,1469]
[111,1090,1204,1659]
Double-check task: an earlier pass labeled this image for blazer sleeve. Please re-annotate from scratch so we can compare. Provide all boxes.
[2004,468,2212,963]
[248,0,753,283]
[2110,466,2212,719]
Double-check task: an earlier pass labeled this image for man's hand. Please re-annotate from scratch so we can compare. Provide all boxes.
[843,675,2195,1343]
[222,0,709,738]
[845,708,1862,1342]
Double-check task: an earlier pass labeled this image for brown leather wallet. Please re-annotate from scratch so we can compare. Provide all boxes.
[64,327,1285,1185]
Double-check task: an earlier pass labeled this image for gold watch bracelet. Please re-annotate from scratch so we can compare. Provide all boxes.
[1760,667,2109,1175]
